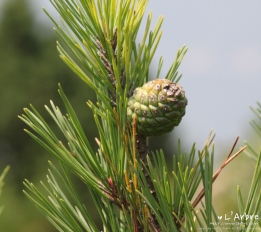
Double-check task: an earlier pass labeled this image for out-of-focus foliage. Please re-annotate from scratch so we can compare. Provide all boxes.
[0,166,9,215]
[0,0,98,178]
[245,102,261,160]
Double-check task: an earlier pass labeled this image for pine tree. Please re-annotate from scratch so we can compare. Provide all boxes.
[20,0,261,231]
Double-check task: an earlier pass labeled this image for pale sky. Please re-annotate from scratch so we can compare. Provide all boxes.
[31,1,261,155]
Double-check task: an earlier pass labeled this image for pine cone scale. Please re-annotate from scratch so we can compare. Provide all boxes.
[127,79,188,136]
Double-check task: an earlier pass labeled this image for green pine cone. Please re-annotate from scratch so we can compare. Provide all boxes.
[127,79,187,136]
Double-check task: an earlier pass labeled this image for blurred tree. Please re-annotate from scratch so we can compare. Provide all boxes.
[0,0,98,181]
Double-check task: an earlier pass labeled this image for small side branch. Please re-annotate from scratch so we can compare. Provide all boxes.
[192,137,247,208]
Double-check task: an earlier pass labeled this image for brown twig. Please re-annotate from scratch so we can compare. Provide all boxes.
[176,137,247,229]
[98,178,129,210]
[192,137,247,209]
[132,121,161,231]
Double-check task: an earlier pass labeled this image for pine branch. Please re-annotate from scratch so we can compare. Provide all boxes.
[192,137,247,209]
[19,1,245,231]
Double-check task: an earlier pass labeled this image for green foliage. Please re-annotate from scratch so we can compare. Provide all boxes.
[0,0,97,230]
[17,0,260,231]
[236,152,261,231]
[245,102,261,159]
[24,162,99,232]
[0,166,9,215]
[240,102,261,230]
